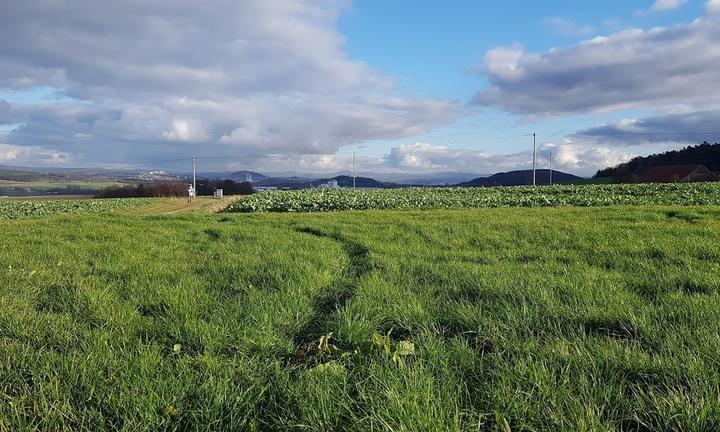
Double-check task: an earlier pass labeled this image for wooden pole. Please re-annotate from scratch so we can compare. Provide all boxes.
[532,133,536,186]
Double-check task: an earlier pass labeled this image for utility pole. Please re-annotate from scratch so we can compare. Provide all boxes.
[192,155,196,192]
[549,152,553,186]
[532,133,537,186]
[352,151,356,189]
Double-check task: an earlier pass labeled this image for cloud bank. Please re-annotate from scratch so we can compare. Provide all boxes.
[471,3,720,173]
[0,0,458,167]
[573,109,720,145]
[474,14,720,115]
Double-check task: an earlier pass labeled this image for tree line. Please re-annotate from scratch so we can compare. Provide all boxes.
[595,142,720,181]
[96,179,254,198]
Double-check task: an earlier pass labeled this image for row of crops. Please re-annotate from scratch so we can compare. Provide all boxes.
[226,183,720,213]
[0,198,149,219]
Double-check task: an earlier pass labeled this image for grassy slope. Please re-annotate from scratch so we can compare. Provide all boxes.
[1,207,720,430]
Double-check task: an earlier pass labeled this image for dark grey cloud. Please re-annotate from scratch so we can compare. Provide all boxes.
[0,0,459,167]
[474,15,720,115]
[0,100,12,121]
[574,109,720,145]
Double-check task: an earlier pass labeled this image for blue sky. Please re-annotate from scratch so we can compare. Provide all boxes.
[1,0,719,175]
[335,0,714,165]
[339,0,697,99]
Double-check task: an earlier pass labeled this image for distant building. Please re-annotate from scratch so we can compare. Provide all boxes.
[633,164,718,183]
[135,170,181,181]
[318,179,340,189]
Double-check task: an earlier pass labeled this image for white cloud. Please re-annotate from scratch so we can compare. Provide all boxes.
[386,143,499,171]
[0,1,459,167]
[0,143,69,164]
[0,143,29,161]
[474,15,720,115]
[381,142,625,176]
[549,141,633,172]
[162,119,209,143]
[483,45,526,82]
[651,0,686,11]
[708,0,720,13]
[542,17,595,35]
[297,154,347,171]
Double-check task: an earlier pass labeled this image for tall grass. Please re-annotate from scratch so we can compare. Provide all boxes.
[2,206,720,430]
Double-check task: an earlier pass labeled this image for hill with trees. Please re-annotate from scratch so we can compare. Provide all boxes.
[252,175,404,189]
[595,142,720,181]
[96,179,254,198]
[309,175,401,189]
[457,169,584,187]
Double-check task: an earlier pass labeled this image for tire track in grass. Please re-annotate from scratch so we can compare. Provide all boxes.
[283,226,372,366]
[251,225,371,428]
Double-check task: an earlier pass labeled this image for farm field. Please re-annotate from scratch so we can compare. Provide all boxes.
[0,197,239,220]
[2,195,720,431]
[0,181,120,189]
[228,182,720,212]
[0,195,97,201]
[0,181,124,198]
[0,198,151,219]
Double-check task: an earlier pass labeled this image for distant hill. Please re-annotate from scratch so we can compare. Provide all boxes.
[253,175,403,189]
[595,142,720,181]
[229,170,267,182]
[253,176,317,188]
[247,171,483,185]
[458,169,584,187]
[378,172,484,185]
[0,165,137,182]
[310,175,401,189]
[0,167,49,182]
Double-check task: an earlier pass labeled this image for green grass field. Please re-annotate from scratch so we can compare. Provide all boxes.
[2,197,720,430]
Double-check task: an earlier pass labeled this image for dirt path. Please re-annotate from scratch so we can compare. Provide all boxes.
[125,196,242,216]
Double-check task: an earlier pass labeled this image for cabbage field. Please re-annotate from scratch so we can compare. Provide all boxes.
[0,198,149,219]
[227,182,720,212]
